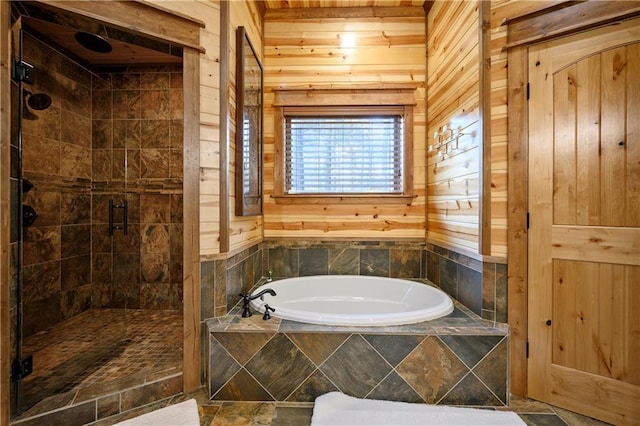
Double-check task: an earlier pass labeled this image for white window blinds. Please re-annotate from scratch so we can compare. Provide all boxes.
[284,107,404,195]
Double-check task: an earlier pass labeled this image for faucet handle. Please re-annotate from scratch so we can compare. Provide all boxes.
[262,304,275,320]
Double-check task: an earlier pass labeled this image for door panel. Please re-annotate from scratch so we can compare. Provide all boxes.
[528,17,640,425]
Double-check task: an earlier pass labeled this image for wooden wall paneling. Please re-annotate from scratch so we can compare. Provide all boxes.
[479,0,492,255]
[506,43,528,397]
[264,6,425,20]
[0,1,10,422]
[506,1,640,48]
[219,0,230,254]
[263,12,426,240]
[32,0,205,52]
[228,0,264,255]
[182,46,201,392]
[627,43,640,227]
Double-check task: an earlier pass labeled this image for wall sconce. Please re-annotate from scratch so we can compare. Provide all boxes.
[429,124,464,173]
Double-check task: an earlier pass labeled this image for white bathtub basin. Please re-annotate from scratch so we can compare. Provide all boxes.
[249,275,454,326]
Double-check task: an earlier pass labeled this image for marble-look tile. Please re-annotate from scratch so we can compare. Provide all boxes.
[92,90,112,120]
[24,226,60,265]
[473,337,509,404]
[12,401,96,426]
[170,89,183,119]
[61,109,92,147]
[209,336,242,393]
[141,90,170,119]
[269,248,299,278]
[140,149,170,178]
[170,119,184,148]
[390,249,422,278]
[213,332,275,364]
[140,194,171,223]
[92,119,113,149]
[273,406,314,426]
[495,263,508,323]
[113,90,141,119]
[22,134,61,175]
[120,375,182,411]
[113,224,140,254]
[139,282,181,309]
[92,150,113,181]
[61,224,91,258]
[61,255,91,290]
[519,413,569,426]
[23,261,61,303]
[457,264,482,316]
[287,333,350,365]
[328,248,359,275]
[396,336,468,403]
[246,334,316,400]
[61,192,91,225]
[141,119,171,148]
[60,79,91,117]
[286,370,338,402]
[440,372,503,406]
[213,369,274,402]
[23,294,63,336]
[439,335,504,369]
[60,142,91,178]
[359,249,389,276]
[141,73,170,90]
[367,371,424,403]
[113,73,141,90]
[96,393,120,420]
[170,149,183,179]
[113,253,141,283]
[439,257,458,297]
[320,334,391,398]
[299,248,328,276]
[363,334,425,367]
[211,402,275,425]
[60,284,92,319]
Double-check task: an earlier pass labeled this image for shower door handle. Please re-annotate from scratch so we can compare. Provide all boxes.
[109,199,128,236]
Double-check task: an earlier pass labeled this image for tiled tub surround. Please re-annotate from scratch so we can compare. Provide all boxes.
[207,297,508,407]
[201,240,507,323]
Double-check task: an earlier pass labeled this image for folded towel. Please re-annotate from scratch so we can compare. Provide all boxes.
[311,392,525,426]
[114,399,199,426]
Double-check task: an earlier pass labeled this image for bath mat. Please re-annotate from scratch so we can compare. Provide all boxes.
[114,399,199,426]
[311,392,526,426]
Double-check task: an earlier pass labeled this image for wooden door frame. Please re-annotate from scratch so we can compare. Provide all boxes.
[506,1,640,397]
[0,2,204,423]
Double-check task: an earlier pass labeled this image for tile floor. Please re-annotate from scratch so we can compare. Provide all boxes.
[125,388,610,426]
[17,309,182,416]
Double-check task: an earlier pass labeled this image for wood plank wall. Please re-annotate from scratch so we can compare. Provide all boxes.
[263,8,427,240]
[426,1,480,253]
[228,1,264,254]
[144,0,224,257]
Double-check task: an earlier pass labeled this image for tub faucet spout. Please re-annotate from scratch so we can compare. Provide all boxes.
[239,289,276,318]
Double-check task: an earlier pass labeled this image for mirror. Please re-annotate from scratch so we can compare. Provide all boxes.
[235,26,263,216]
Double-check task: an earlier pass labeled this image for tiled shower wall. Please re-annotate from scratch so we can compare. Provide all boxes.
[91,65,184,310]
[16,35,184,338]
[201,240,507,322]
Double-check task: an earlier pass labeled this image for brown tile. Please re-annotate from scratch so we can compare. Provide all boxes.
[212,332,275,364]
[211,402,275,425]
[170,148,183,178]
[97,393,120,419]
[23,261,61,303]
[14,401,96,426]
[61,255,91,290]
[139,282,181,309]
[140,149,170,178]
[286,370,338,402]
[440,335,505,369]
[60,284,92,319]
[474,337,509,404]
[141,72,170,90]
[170,119,183,148]
[287,333,350,366]
[170,72,183,89]
[390,249,422,278]
[92,89,112,119]
[61,109,91,147]
[22,105,61,140]
[113,73,141,90]
[24,190,61,227]
[140,194,171,223]
[396,336,468,403]
[23,226,61,265]
[92,150,113,180]
[113,90,141,119]
[213,370,274,402]
[320,334,391,398]
[141,90,170,119]
[22,134,60,175]
[92,119,112,149]
[367,371,424,403]
[60,78,91,116]
[141,252,170,283]
[209,336,242,393]
[61,143,91,179]
[170,89,183,119]
[246,334,316,400]
[440,372,504,406]
[141,120,171,148]
[61,224,91,258]
[120,375,182,411]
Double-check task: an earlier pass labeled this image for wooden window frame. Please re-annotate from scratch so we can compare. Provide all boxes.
[272,87,417,205]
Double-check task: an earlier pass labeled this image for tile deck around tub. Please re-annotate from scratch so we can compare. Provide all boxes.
[207,299,508,407]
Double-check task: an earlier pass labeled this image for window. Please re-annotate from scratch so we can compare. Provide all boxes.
[285,108,404,194]
[273,87,416,204]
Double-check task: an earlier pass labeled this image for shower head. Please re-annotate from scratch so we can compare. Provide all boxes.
[23,90,52,110]
[74,31,112,53]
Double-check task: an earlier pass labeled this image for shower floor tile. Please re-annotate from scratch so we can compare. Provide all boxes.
[19,308,182,413]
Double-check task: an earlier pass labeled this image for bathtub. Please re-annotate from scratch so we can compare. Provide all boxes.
[249,275,454,326]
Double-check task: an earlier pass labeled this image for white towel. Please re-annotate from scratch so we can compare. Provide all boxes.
[311,392,525,426]
[114,398,199,426]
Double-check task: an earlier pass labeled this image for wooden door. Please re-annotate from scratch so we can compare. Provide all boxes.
[528,18,640,425]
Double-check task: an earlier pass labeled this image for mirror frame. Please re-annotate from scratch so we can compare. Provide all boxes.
[235,26,263,216]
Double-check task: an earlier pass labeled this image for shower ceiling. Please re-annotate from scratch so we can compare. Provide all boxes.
[16,2,182,67]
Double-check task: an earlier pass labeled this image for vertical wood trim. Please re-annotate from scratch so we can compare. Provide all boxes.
[0,1,11,422]
[424,15,429,242]
[479,0,492,255]
[507,44,529,397]
[182,47,201,392]
[219,1,230,253]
